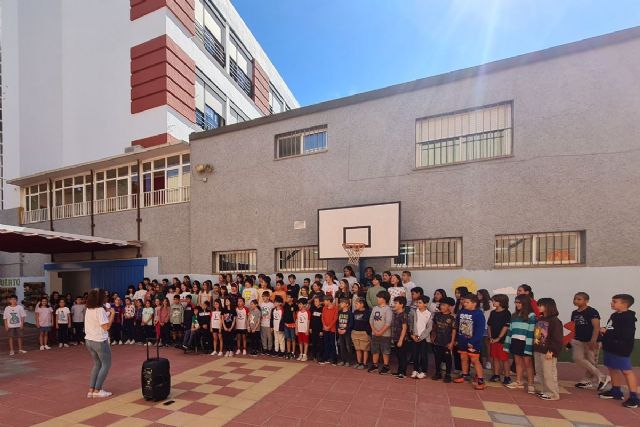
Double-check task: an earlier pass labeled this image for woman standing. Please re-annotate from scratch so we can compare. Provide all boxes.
[84,288,114,398]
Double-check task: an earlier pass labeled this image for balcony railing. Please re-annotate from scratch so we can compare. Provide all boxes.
[20,187,190,224]
[195,22,225,68]
[230,58,252,98]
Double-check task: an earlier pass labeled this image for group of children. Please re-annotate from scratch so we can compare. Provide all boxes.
[3,269,638,409]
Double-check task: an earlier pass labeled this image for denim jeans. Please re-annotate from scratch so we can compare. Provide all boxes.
[86,339,112,390]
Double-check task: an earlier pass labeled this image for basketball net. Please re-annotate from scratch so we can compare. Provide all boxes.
[342,243,366,265]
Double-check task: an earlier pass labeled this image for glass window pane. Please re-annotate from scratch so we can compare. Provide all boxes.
[96,183,104,200]
[106,169,116,179]
[39,183,47,192]
[106,180,116,198]
[118,166,129,177]
[142,162,151,172]
[74,176,84,185]
[117,178,128,196]
[143,174,152,193]
[39,194,48,209]
[131,175,140,195]
[64,188,73,204]
[182,165,191,187]
[30,195,38,209]
[131,165,138,174]
[55,180,63,189]
[96,172,104,181]
[167,169,179,189]
[54,190,63,206]
[154,159,165,170]
[153,171,165,190]
[73,187,84,203]
[182,154,190,164]
[167,155,180,167]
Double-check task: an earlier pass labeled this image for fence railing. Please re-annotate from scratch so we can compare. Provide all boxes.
[195,22,226,68]
[20,187,190,224]
[230,58,252,97]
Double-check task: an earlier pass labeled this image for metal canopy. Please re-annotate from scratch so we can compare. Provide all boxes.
[0,224,141,253]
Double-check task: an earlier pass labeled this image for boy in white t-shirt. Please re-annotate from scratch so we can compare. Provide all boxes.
[259,291,275,355]
[55,299,72,348]
[296,298,310,361]
[35,297,54,350]
[4,295,27,355]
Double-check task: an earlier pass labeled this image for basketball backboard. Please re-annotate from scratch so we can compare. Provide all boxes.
[318,202,400,259]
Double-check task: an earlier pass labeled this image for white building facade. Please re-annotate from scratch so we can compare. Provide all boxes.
[0,0,298,209]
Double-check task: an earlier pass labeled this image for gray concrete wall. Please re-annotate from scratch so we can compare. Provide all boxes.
[189,35,640,274]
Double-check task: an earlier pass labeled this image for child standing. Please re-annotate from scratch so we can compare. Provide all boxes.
[320,295,338,365]
[572,292,609,390]
[248,299,262,356]
[55,299,71,348]
[296,298,310,361]
[504,295,536,393]
[259,292,275,355]
[3,295,27,355]
[211,299,223,355]
[169,295,184,346]
[336,298,353,366]
[410,295,433,379]
[271,296,285,357]
[134,299,144,344]
[142,299,155,345]
[310,297,324,362]
[351,298,371,369]
[123,297,135,344]
[35,297,53,350]
[368,290,393,374]
[222,298,237,357]
[487,294,512,385]
[453,294,486,389]
[429,297,454,382]
[282,294,297,359]
[111,297,124,345]
[157,298,171,346]
[391,296,409,378]
[598,294,639,408]
[235,297,249,355]
[533,298,563,400]
[71,296,86,345]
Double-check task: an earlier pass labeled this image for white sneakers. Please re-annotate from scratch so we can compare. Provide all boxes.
[301,354,308,362]
[242,349,247,355]
[92,390,112,398]
[44,345,51,350]
[218,351,223,356]
[63,344,69,348]
[235,349,241,355]
[59,343,63,348]
[40,346,45,351]
[411,371,419,378]
[417,372,426,379]
[210,351,217,356]
[9,351,14,356]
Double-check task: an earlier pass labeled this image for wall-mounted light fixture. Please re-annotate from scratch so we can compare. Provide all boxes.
[195,164,214,182]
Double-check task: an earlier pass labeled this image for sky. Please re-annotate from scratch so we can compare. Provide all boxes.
[231,0,640,106]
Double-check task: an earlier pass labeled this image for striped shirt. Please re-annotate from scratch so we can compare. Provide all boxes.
[504,312,536,355]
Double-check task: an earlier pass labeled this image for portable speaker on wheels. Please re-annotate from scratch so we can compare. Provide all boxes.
[141,339,171,401]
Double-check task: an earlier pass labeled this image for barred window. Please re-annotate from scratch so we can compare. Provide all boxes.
[275,125,327,159]
[416,102,512,168]
[392,238,462,269]
[213,249,257,274]
[495,231,584,267]
[276,246,328,272]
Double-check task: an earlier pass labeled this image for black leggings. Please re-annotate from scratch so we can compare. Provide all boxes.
[223,330,236,351]
[432,345,452,375]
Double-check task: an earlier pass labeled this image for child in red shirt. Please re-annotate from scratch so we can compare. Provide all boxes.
[321,296,338,365]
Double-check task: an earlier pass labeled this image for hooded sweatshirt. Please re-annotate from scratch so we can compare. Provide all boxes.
[602,310,637,357]
[533,315,563,357]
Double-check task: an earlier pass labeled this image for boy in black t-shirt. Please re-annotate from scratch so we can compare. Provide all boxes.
[487,294,512,385]
[430,297,455,382]
[282,294,298,359]
[572,292,609,391]
[309,297,324,362]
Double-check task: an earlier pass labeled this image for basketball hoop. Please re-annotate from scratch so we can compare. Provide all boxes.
[343,243,366,265]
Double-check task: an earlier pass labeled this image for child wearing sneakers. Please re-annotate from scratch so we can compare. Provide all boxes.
[321,295,338,365]
[260,292,275,355]
[504,295,536,393]
[169,295,184,346]
[368,290,393,374]
[282,294,298,359]
[222,298,236,357]
[351,298,371,369]
[35,297,53,350]
[296,298,310,361]
[598,294,639,408]
[4,295,27,355]
[55,299,71,348]
[572,292,609,391]
[533,298,563,401]
[391,296,409,378]
[123,297,136,344]
[71,296,86,345]
[248,299,262,356]
[336,298,353,366]
[453,294,486,389]
[235,297,249,355]
[487,294,512,385]
[429,297,455,382]
[271,296,286,357]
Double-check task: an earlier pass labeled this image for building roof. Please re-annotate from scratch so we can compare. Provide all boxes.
[190,25,640,142]
[9,142,189,187]
[0,224,141,253]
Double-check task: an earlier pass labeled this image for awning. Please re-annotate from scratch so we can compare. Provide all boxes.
[0,224,141,253]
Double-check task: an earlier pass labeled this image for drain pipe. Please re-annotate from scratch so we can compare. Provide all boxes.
[90,169,96,260]
[136,159,142,258]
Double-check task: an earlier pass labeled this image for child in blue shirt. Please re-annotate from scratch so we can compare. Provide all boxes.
[453,293,486,389]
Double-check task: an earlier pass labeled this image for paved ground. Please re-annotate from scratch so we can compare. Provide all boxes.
[0,330,639,426]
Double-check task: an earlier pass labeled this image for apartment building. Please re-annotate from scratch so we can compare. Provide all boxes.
[0,0,298,209]
[1,26,639,328]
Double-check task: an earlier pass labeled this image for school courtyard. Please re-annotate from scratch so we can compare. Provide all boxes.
[0,330,638,427]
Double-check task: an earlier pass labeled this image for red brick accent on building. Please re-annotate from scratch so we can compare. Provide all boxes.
[130,0,195,35]
[252,59,271,116]
[132,132,181,148]
[130,35,195,123]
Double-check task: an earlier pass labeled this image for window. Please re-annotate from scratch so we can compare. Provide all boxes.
[416,102,512,168]
[194,0,225,67]
[24,183,48,211]
[495,231,584,267]
[275,125,328,159]
[276,246,328,272]
[214,249,257,274]
[392,238,462,269]
[269,86,285,114]
[227,105,247,125]
[142,153,191,206]
[196,75,226,130]
[228,36,253,97]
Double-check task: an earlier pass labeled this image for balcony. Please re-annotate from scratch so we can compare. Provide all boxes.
[20,187,190,224]
[195,22,225,68]
[230,58,252,98]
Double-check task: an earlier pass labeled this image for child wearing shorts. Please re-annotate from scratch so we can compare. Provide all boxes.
[296,298,310,361]
[487,294,512,384]
[351,298,371,369]
[368,291,392,374]
[35,297,53,350]
[235,297,249,355]
[598,294,639,408]
[453,294,486,389]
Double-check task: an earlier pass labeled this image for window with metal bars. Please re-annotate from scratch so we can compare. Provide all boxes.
[416,102,513,168]
[213,249,257,274]
[276,246,328,272]
[392,238,462,269]
[275,125,328,159]
[494,231,584,267]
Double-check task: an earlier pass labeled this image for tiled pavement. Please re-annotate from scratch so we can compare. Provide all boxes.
[0,339,639,427]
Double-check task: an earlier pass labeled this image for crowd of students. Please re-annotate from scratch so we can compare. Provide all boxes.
[3,266,638,408]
